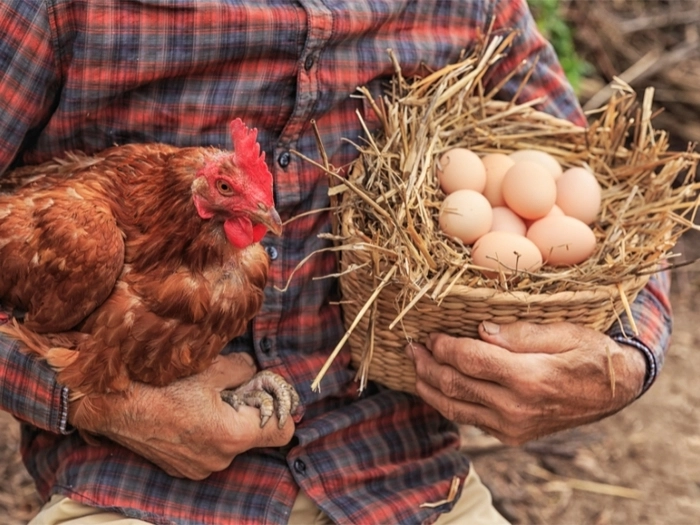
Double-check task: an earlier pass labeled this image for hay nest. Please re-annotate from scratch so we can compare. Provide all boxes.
[306,32,700,394]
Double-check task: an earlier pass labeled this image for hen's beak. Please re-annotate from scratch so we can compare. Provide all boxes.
[253,204,283,236]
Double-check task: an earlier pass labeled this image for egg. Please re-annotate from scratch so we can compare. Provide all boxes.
[490,206,527,236]
[526,216,597,266]
[556,167,602,225]
[501,161,557,220]
[481,153,515,207]
[523,203,564,229]
[436,148,486,195]
[546,204,565,217]
[439,189,493,244]
[509,149,563,180]
[472,231,543,274]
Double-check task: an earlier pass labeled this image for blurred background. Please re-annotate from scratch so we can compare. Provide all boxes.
[535,0,700,147]
[2,0,700,523]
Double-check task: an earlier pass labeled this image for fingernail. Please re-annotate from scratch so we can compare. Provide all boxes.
[482,321,500,335]
[405,344,415,361]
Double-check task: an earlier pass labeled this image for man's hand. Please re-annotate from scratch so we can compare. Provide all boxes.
[68,353,295,480]
[406,321,647,446]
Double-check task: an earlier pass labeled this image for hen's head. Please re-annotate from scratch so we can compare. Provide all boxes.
[192,119,282,249]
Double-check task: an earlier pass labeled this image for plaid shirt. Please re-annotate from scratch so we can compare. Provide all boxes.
[0,1,670,524]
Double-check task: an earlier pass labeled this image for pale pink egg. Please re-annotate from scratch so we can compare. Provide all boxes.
[501,161,557,220]
[526,215,597,266]
[556,167,602,225]
[523,204,564,228]
[508,149,563,180]
[472,231,543,275]
[547,204,565,216]
[481,153,515,207]
[436,148,486,195]
[490,206,527,236]
[439,189,493,244]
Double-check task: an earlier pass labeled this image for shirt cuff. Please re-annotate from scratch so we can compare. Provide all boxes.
[605,271,671,398]
[0,333,73,434]
[609,334,658,396]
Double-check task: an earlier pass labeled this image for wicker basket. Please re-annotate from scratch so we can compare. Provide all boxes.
[308,34,700,394]
[339,205,649,393]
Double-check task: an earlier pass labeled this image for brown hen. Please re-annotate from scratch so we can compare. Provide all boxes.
[0,119,299,429]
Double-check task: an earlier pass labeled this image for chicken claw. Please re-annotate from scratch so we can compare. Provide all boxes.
[220,370,300,428]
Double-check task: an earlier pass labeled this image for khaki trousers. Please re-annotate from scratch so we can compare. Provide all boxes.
[29,467,509,525]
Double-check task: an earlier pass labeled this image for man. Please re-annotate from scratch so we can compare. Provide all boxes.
[0,1,668,523]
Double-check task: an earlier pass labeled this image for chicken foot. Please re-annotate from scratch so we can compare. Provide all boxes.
[220,370,300,429]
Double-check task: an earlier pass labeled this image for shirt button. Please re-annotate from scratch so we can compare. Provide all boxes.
[294,459,307,474]
[278,151,290,168]
[304,54,315,71]
[260,337,273,354]
[265,246,279,260]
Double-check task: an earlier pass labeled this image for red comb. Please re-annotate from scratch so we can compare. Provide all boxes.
[229,118,270,182]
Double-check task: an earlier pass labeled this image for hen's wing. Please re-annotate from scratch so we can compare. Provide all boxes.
[0,181,124,332]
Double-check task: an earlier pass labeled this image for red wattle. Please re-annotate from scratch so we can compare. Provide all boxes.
[224,217,254,249]
[252,224,267,242]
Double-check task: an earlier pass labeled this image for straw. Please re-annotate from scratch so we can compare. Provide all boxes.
[308,31,700,393]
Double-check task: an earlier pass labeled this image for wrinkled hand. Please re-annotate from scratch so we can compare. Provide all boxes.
[407,321,647,446]
[68,353,295,479]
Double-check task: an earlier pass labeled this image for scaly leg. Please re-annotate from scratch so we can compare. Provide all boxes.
[220,370,300,428]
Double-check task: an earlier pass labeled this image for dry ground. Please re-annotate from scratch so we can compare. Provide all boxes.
[1,234,699,524]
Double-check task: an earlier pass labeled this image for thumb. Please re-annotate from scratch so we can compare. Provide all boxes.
[206,352,257,389]
[478,320,581,355]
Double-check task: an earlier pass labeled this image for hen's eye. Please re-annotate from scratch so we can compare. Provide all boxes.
[216,179,234,196]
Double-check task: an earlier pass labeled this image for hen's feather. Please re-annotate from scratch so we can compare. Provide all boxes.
[0,156,125,332]
[0,135,275,398]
